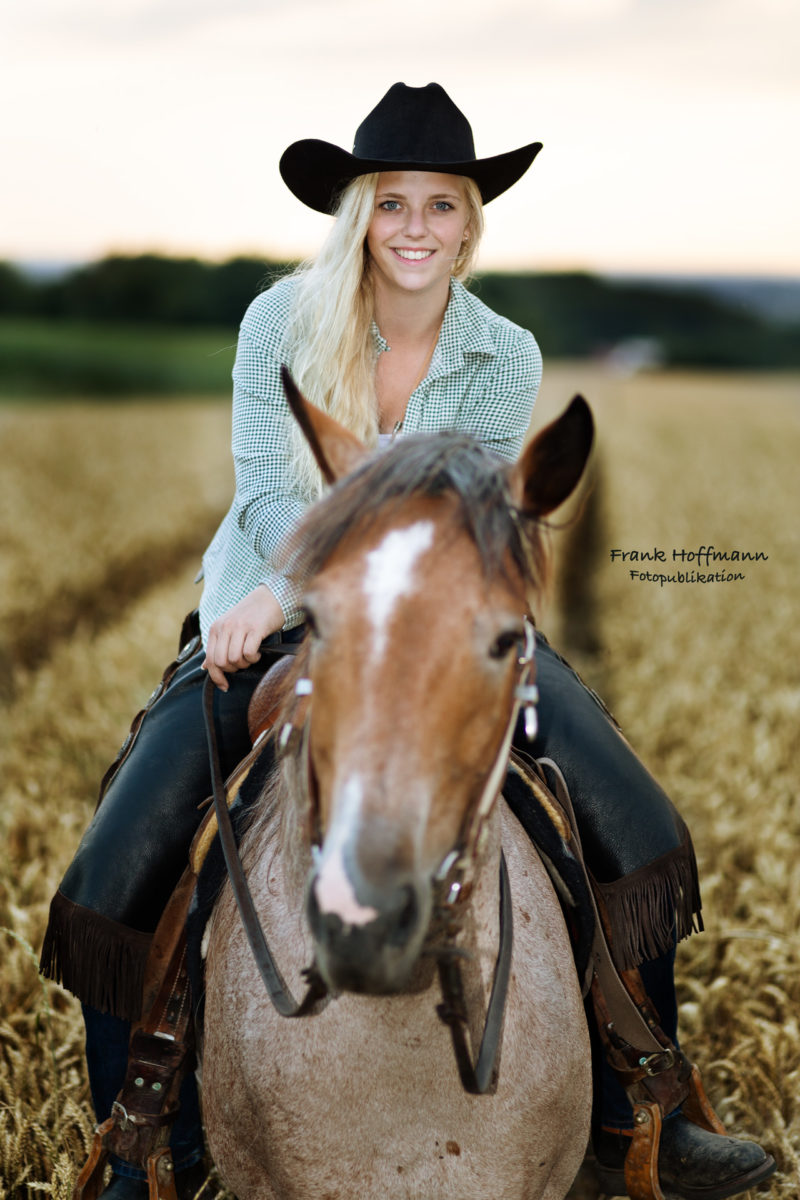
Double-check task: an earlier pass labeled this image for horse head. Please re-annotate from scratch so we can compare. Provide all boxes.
[279,369,593,996]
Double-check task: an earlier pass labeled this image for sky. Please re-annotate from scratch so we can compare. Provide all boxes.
[2,0,799,276]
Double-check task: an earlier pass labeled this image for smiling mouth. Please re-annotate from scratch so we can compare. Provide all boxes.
[392,248,435,261]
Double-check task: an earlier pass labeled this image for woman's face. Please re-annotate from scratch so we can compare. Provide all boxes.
[366,171,471,301]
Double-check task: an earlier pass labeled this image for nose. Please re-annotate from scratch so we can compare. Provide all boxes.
[307,852,430,993]
[402,205,428,238]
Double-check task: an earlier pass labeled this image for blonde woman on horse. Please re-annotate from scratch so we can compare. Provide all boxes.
[41,83,775,1200]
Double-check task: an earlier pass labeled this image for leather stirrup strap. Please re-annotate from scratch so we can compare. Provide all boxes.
[534,758,666,1054]
[72,869,199,1199]
[72,957,194,1199]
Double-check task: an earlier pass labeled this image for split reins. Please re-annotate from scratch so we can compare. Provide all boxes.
[202,654,327,1019]
[200,618,539,1094]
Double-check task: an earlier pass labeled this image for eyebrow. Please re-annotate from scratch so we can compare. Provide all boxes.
[376,190,463,202]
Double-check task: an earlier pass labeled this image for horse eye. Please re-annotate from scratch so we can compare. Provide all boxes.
[489,631,522,660]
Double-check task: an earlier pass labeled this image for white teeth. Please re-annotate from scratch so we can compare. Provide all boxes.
[394,249,433,260]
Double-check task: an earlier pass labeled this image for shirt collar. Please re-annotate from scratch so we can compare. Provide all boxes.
[370,321,390,355]
[370,278,496,371]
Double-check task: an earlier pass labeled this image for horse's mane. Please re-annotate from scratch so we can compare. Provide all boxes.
[238,729,312,900]
[284,431,551,606]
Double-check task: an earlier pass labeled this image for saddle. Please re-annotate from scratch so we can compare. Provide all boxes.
[72,656,726,1200]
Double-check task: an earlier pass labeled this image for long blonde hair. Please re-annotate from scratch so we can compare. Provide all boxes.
[283,173,485,499]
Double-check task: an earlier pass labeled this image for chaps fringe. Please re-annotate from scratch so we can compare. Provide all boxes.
[592,830,703,971]
[39,890,152,1021]
[38,830,703,1014]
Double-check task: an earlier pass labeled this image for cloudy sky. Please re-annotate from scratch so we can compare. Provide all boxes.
[2,0,798,274]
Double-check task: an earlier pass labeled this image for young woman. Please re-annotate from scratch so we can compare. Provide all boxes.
[41,83,775,1200]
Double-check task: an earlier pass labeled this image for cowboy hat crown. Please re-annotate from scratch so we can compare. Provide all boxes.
[280,82,542,214]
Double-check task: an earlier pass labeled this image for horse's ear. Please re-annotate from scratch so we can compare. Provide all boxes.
[281,366,369,485]
[508,395,594,517]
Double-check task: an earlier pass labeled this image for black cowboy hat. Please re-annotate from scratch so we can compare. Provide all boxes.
[279,82,542,214]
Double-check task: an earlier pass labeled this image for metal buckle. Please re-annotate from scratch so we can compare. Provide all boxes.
[638,1048,676,1076]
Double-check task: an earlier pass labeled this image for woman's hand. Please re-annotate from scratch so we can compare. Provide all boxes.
[202,585,285,691]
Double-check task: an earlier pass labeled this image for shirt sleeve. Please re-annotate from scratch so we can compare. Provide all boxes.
[229,289,308,619]
[464,328,543,462]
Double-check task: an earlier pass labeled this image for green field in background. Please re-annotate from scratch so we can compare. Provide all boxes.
[0,318,238,397]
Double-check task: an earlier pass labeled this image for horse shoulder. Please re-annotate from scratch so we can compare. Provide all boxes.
[498,799,592,1140]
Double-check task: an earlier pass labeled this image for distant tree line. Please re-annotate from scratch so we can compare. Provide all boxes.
[1,254,799,371]
[0,256,292,328]
[471,272,800,369]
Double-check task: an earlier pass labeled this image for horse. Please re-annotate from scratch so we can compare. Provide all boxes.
[200,378,596,1200]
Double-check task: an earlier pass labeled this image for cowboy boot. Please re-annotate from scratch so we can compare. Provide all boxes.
[589,964,777,1200]
[592,1116,776,1200]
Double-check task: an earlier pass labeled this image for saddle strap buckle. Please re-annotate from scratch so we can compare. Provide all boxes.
[638,1047,676,1077]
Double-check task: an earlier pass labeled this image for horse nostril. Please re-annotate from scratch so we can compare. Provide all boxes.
[394,887,419,941]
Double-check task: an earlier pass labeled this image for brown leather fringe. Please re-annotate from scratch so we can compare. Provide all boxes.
[592,831,703,971]
[39,890,152,1021]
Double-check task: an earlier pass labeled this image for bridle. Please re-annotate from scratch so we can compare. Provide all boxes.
[201,615,538,1094]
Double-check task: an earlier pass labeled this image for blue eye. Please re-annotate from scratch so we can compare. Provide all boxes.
[379,200,400,211]
[433,201,454,211]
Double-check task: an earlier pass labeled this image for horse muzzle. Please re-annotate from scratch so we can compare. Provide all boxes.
[306,856,431,994]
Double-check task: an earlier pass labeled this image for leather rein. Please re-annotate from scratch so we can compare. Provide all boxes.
[201,620,537,1095]
[202,655,327,1019]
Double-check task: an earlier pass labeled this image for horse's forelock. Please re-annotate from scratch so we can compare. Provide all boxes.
[284,432,549,603]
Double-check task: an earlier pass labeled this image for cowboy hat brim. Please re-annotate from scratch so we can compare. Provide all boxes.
[279,139,543,214]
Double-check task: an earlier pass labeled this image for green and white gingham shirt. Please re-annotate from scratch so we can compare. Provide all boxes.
[198,274,542,640]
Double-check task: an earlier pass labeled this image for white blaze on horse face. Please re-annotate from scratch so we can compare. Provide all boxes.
[314,774,379,927]
[363,521,435,660]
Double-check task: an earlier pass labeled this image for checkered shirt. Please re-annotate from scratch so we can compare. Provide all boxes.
[198,274,542,640]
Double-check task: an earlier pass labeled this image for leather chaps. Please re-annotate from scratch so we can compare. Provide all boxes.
[40,621,701,1021]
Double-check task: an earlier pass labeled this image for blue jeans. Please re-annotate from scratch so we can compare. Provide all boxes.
[82,1006,204,1178]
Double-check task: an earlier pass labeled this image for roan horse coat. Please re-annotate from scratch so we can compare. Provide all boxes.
[201,382,596,1199]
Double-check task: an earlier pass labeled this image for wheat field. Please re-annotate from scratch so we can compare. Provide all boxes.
[1,368,798,1198]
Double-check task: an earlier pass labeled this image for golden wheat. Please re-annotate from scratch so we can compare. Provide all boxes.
[1,371,798,1197]
[539,365,800,1197]
[0,400,232,682]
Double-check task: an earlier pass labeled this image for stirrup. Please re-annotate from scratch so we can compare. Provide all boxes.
[621,1060,728,1200]
[71,758,247,1200]
[72,869,197,1200]
[625,1102,665,1200]
[593,974,728,1200]
[73,1120,179,1200]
